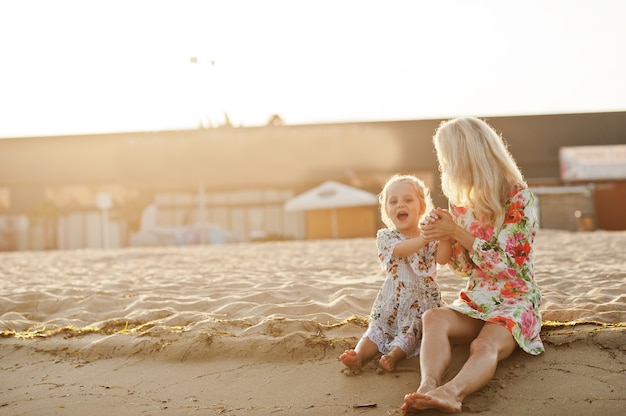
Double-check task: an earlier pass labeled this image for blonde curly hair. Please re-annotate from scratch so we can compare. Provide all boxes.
[378,174,433,229]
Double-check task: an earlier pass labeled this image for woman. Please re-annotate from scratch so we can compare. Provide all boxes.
[402,117,544,413]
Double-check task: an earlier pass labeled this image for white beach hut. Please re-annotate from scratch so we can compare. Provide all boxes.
[284,180,379,239]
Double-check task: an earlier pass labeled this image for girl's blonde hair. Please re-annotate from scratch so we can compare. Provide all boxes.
[378,174,433,229]
[433,117,526,225]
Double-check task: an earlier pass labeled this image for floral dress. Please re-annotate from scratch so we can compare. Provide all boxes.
[363,228,443,358]
[447,185,544,355]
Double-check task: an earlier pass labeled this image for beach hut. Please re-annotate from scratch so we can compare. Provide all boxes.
[284,180,379,239]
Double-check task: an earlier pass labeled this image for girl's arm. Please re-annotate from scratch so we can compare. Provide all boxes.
[393,235,428,258]
[436,238,453,265]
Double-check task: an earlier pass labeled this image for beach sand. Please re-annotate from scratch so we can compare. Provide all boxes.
[1,229,624,415]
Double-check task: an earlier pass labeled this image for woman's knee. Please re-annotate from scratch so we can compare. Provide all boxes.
[470,333,516,360]
[469,336,496,357]
[422,307,454,334]
[422,308,445,326]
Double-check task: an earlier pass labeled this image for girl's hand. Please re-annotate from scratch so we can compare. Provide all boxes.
[422,209,456,242]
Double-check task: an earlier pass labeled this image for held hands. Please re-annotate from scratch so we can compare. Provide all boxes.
[421,208,455,242]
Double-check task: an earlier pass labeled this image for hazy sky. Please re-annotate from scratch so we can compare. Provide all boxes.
[1,0,625,138]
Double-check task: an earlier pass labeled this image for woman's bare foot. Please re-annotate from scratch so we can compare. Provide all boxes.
[339,349,362,371]
[416,376,438,394]
[401,387,462,414]
[401,392,432,413]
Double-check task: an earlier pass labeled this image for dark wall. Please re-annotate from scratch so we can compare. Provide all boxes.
[1,111,625,198]
[486,112,626,180]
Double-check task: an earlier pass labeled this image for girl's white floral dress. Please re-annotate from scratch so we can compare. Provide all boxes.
[364,228,443,358]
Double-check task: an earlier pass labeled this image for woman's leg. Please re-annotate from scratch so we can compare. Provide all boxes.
[437,322,518,401]
[403,320,518,413]
[417,308,483,393]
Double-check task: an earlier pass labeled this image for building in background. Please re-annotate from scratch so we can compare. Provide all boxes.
[1,112,625,251]
[284,180,379,240]
[537,144,626,231]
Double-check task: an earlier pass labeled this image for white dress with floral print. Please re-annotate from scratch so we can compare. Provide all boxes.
[363,228,443,358]
[447,185,544,355]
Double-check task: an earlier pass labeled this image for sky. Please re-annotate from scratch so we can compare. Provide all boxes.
[1,0,625,139]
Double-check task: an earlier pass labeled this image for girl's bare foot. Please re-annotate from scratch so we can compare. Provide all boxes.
[379,347,405,372]
[379,354,396,372]
[339,349,362,371]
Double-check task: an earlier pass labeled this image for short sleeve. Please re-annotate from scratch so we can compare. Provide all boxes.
[376,228,402,271]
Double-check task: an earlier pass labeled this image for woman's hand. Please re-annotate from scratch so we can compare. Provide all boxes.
[423,207,477,251]
[422,208,456,242]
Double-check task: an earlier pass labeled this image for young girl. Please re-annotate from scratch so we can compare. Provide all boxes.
[340,174,451,372]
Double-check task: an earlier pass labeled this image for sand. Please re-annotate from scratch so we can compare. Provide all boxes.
[1,229,625,415]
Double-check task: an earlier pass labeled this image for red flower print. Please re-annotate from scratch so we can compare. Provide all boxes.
[460,292,484,312]
[512,241,531,266]
[496,269,517,280]
[506,186,520,199]
[501,279,529,297]
[504,201,524,224]
[452,205,467,215]
[475,268,490,279]
[488,315,516,331]
[470,221,494,240]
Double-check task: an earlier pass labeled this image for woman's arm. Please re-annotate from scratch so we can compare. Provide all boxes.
[427,190,538,278]
[467,193,538,278]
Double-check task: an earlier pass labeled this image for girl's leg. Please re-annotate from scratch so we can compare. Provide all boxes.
[379,346,406,372]
[339,335,379,371]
